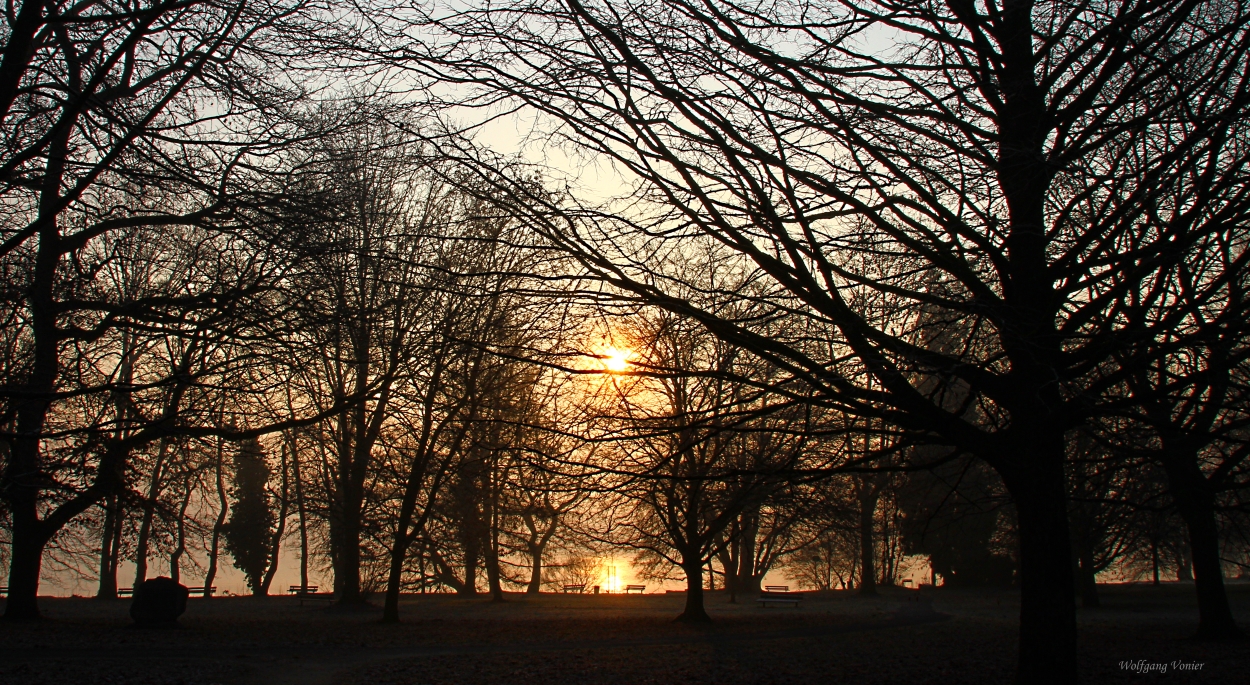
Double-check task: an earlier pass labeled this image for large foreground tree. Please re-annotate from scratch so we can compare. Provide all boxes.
[399,0,1250,680]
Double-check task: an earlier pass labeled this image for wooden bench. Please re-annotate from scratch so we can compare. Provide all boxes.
[116,585,213,597]
[0,586,7,596]
[562,584,586,594]
[764,585,790,592]
[757,591,802,608]
[289,585,334,606]
[624,584,646,594]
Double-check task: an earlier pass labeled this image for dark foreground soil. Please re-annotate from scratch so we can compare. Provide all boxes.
[1,584,1247,684]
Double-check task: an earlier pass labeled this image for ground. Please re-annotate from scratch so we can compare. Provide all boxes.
[1,584,1247,684]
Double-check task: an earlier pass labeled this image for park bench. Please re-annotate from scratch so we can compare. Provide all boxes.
[289,585,334,606]
[114,584,211,597]
[562,584,586,594]
[624,585,646,594]
[757,590,802,608]
[764,585,790,592]
[0,586,7,596]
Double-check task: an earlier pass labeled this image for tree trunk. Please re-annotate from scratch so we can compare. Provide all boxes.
[5,517,44,620]
[461,539,479,596]
[97,333,133,601]
[1077,546,1099,608]
[384,456,460,621]
[716,546,737,603]
[3,355,54,619]
[739,517,758,594]
[382,521,411,623]
[203,438,229,598]
[1176,545,1194,580]
[383,465,424,622]
[419,545,427,594]
[169,483,193,585]
[858,479,880,596]
[332,512,364,602]
[2,157,65,621]
[750,571,766,594]
[526,544,544,595]
[95,496,120,600]
[485,541,504,602]
[132,438,172,587]
[1002,457,1079,684]
[259,445,291,597]
[1151,537,1160,585]
[677,557,710,622]
[259,511,286,596]
[382,424,455,621]
[426,546,466,594]
[295,440,309,592]
[332,401,374,605]
[1164,458,1242,639]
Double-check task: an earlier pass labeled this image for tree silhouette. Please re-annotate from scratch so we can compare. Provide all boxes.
[223,439,275,596]
[403,0,1250,678]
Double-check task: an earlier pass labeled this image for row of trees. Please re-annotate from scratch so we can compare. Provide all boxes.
[4,1,1250,683]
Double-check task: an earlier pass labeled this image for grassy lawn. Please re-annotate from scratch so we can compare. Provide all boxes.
[1,584,1247,684]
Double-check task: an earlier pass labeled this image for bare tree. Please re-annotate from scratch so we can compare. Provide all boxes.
[280,110,447,604]
[0,0,346,618]
[379,197,535,619]
[1108,225,1250,636]
[715,479,826,597]
[508,446,587,595]
[589,298,818,621]
[404,0,1250,676]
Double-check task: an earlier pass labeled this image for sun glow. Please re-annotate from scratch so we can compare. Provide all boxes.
[600,347,635,373]
[604,563,621,592]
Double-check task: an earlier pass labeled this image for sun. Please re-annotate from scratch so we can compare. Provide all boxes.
[601,347,635,373]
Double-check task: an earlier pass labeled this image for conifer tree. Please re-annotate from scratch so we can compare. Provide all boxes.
[223,439,275,595]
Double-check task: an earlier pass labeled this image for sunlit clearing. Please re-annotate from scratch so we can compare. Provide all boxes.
[601,347,634,373]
